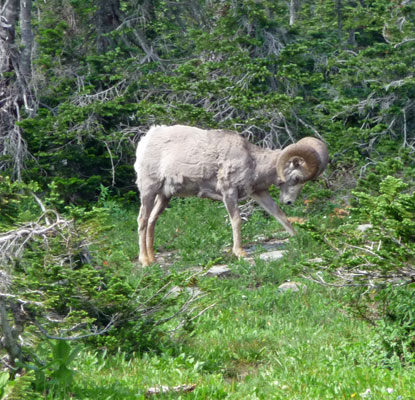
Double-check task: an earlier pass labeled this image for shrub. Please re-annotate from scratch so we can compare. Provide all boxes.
[304,176,415,365]
[0,187,205,395]
[307,176,414,283]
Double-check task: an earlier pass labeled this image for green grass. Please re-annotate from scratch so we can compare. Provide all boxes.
[70,278,415,399]
[39,198,415,399]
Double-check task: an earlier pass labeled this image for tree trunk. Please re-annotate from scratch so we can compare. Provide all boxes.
[0,300,22,369]
[19,0,33,78]
[335,0,342,43]
[0,0,31,180]
[96,0,122,53]
[0,0,19,73]
[289,0,299,26]
[348,29,356,46]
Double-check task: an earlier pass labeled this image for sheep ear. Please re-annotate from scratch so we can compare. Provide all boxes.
[292,157,301,169]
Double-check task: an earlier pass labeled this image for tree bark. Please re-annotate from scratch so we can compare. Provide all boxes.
[19,0,33,78]
[348,29,356,45]
[0,0,19,73]
[335,0,342,42]
[96,0,122,53]
[0,0,32,180]
[0,300,22,369]
[289,0,299,26]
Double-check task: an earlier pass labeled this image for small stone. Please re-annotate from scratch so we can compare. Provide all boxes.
[204,265,232,277]
[278,281,307,292]
[146,384,196,396]
[309,257,324,263]
[259,250,287,261]
[357,224,373,232]
[254,234,267,242]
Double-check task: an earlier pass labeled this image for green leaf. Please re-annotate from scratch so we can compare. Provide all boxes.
[52,340,71,362]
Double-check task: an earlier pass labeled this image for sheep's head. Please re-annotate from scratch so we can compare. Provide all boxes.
[277,137,328,205]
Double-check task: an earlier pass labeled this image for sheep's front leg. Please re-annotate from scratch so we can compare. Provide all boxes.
[223,191,248,258]
[137,193,156,266]
[251,190,295,236]
[146,195,170,264]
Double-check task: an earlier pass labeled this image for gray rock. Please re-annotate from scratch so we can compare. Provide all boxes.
[259,250,287,261]
[309,257,324,263]
[278,281,307,292]
[253,234,267,242]
[204,264,232,278]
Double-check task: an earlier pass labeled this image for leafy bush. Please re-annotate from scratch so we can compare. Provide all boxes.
[0,187,205,395]
[373,285,415,365]
[350,176,415,273]
[0,177,41,230]
[307,176,414,282]
[304,176,415,364]
[347,284,415,367]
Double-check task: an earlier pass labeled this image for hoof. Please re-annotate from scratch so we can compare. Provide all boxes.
[233,249,248,258]
[139,257,150,267]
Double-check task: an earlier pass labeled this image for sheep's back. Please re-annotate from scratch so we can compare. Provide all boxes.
[135,125,256,197]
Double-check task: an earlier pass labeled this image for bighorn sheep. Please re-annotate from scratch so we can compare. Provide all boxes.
[135,125,328,266]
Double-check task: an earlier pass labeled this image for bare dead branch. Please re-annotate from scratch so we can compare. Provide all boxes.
[169,302,217,333]
[33,314,119,341]
[0,210,71,264]
[345,243,383,259]
[394,38,415,48]
[71,80,127,107]
[146,384,196,397]
[104,141,116,186]
[154,291,208,327]
[0,292,44,307]
[302,261,415,289]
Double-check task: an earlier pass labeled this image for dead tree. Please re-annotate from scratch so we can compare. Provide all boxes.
[0,0,34,181]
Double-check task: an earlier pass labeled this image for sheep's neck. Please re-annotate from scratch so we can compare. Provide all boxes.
[250,146,281,191]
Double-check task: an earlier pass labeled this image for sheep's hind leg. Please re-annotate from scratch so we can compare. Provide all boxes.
[138,193,157,266]
[223,191,248,258]
[146,195,170,264]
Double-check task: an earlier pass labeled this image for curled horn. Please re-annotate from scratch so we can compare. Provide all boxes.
[277,141,323,183]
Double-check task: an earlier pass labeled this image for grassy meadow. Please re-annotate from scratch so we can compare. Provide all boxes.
[57,196,415,400]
